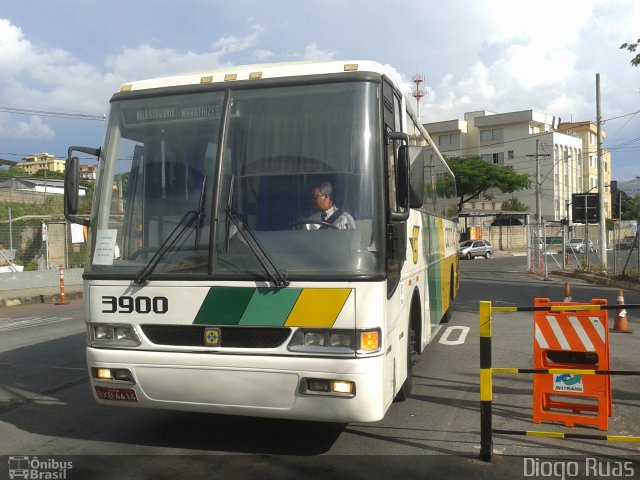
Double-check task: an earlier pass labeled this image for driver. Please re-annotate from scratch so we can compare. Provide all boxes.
[305,182,356,230]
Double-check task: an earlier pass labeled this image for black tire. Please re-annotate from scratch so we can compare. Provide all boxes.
[485,251,491,259]
[465,252,472,260]
[394,325,415,402]
[441,269,455,323]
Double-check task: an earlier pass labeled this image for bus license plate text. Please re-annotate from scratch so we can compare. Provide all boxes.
[95,387,138,402]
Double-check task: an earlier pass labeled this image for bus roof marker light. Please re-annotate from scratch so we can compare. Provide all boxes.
[200,76,213,84]
[120,84,132,92]
[249,71,263,80]
[344,64,359,72]
[224,74,238,81]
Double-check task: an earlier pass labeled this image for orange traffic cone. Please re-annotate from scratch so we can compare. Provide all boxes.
[613,289,632,333]
[563,282,572,302]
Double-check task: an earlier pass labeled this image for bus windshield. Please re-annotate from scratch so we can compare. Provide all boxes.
[88,81,384,280]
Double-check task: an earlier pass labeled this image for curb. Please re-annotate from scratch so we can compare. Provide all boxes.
[0,290,84,308]
[551,270,640,294]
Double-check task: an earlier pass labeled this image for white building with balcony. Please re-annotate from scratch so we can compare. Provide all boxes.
[425,110,585,222]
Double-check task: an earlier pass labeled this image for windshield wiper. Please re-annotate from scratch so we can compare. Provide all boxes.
[222,174,288,287]
[225,205,289,288]
[134,209,200,285]
[194,175,208,250]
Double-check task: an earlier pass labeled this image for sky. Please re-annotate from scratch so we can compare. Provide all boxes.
[0,0,639,180]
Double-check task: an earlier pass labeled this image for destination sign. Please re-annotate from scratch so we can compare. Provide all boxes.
[122,103,222,125]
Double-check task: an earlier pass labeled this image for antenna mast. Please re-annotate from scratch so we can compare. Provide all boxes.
[412,74,426,121]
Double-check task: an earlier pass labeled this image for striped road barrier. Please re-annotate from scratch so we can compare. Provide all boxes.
[479,300,640,462]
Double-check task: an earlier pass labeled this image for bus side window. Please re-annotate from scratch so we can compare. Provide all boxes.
[383,80,405,298]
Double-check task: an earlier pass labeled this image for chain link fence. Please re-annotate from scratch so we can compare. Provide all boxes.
[527,221,640,279]
[0,212,88,272]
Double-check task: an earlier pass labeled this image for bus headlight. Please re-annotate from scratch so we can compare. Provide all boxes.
[304,332,326,346]
[330,333,352,348]
[94,325,113,340]
[87,323,141,347]
[287,328,380,354]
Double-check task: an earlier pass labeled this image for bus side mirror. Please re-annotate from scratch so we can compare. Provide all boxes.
[396,145,424,209]
[386,131,410,222]
[408,151,424,208]
[64,156,81,217]
[397,145,409,210]
[64,146,100,226]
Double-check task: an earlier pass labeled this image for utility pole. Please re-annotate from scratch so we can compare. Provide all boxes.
[596,73,607,271]
[535,139,541,225]
[534,139,549,280]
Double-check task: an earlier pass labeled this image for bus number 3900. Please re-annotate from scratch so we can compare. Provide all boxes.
[101,295,168,314]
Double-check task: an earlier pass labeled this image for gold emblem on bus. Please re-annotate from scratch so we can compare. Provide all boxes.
[204,328,221,346]
[410,226,420,264]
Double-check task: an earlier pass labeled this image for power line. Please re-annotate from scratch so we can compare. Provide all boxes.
[0,105,106,122]
[602,109,640,124]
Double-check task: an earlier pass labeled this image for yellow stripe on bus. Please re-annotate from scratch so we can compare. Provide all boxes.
[284,288,351,327]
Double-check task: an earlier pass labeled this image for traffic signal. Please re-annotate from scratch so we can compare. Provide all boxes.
[571,193,599,224]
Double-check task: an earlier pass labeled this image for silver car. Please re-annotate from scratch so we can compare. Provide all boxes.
[459,240,493,260]
[565,238,594,253]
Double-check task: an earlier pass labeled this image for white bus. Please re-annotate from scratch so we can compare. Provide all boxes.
[65,60,459,422]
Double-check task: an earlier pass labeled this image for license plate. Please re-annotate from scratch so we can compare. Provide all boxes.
[95,386,138,402]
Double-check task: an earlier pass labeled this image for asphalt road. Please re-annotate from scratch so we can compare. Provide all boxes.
[0,257,639,479]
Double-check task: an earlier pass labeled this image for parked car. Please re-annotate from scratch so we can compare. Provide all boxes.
[616,235,638,250]
[565,238,594,253]
[459,240,493,260]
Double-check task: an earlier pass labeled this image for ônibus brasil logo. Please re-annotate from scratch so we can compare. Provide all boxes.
[8,456,73,479]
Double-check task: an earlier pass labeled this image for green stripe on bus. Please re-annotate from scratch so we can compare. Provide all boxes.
[239,288,302,326]
[193,287,255,325]
[425,215,443,325]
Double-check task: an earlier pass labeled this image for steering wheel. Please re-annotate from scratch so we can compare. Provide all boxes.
[291,220,339,230]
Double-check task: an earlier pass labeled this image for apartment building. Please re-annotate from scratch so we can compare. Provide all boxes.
[557,121,611,217]
[79,163,98,180]
[424,110,611,222]
[16,152,65,175]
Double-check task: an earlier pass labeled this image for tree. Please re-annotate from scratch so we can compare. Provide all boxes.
[611,189,629,218]
[0,166,27,177]
[622,193,640,222]
[620,38,640,67]
[34,169,65,180]
[501,196,529,212]
[446,157,533,212]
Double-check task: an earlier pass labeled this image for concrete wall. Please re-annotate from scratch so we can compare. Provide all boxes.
[0,267,83,291]
[485,225,528,251]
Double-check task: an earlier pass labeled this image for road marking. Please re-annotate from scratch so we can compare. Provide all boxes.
[0,316,73,332]
[438,326,470,345]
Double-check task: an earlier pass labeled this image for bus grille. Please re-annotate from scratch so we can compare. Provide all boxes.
[140,325,292,348]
